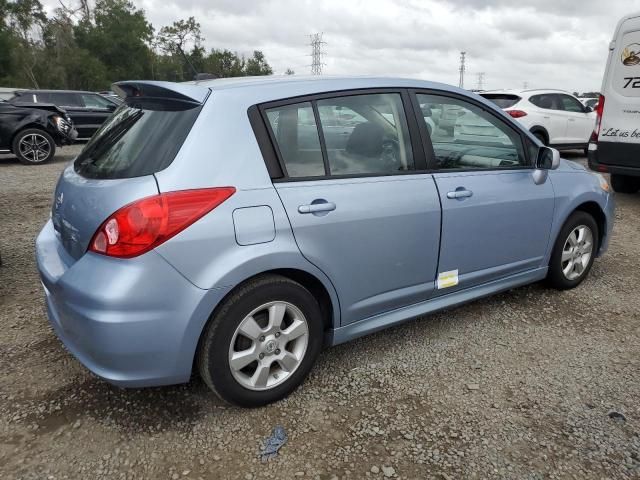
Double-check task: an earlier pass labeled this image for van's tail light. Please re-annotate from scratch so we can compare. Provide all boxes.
[590,94,605,142]
[506,110,528,118]
[89,188,235,258]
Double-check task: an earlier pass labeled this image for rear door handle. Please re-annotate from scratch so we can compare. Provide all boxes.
[447,189,473,199]
[298,202,336,214]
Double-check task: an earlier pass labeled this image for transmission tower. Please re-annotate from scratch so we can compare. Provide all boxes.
[458,52,466,88]
[309,33,326,75]
[476,72,485,90]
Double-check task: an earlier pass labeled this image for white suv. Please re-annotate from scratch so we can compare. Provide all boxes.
[480,89,596,152]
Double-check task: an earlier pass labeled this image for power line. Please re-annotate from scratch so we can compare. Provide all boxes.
[309,33,326,75]
[476,72,485,91]
[458,51,466,89]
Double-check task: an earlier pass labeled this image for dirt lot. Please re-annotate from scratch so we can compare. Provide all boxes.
[0,146,639,480]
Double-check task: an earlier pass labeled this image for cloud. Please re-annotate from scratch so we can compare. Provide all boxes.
[41,0,639,91]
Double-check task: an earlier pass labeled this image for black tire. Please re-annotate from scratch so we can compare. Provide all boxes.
[546,211,598,290]
[533,132,547,145]
[197,274,324,407]
[611,174,639,194]
[12,128,56,165]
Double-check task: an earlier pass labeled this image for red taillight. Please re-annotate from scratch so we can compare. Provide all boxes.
[89,187,236,258]
[506,110,528,118]
[590,94,605,142]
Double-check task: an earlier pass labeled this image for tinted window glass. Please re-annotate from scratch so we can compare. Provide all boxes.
[316,93,414,175]
[74,100,202,179]
[81,93,115,109]
[416,93,526,169]
[265,102,325,178]
[51,92,82,107]
[480,94,521,109]
[529,94,560,110]
[558,94,585,112]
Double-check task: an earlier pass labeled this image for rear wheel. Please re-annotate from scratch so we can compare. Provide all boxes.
[197,275,323,407]
[546,211,598,290]
[12,128,56,165]
[533,132,547,145]
[611,174,639,194]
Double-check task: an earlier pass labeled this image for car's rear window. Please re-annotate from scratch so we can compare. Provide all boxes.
[74,99,202,179]
[480,94,521,109]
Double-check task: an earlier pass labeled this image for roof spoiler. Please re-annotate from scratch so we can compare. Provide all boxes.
[112,81,210,105]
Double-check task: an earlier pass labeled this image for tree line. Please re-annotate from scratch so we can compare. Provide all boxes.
[0,0,277,91]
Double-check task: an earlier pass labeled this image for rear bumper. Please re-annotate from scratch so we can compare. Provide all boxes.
[588,142,640,177]
[36,220,230,387]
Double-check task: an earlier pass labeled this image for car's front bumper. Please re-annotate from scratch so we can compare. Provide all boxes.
[36,220,230,387]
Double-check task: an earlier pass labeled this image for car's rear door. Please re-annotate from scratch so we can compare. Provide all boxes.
[412,91,555,294]
[264,90,442,326]
[528,94,569,144]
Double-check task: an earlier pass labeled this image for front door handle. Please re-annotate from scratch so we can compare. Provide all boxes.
[447,189,473,199]
[298,201,336,214]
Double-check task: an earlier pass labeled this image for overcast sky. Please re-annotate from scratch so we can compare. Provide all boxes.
[47,0,640,92]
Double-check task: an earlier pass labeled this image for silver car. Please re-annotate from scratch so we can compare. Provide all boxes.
[36,76,614,407]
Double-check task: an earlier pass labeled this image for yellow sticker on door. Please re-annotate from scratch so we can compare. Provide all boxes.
[437,269,459,289]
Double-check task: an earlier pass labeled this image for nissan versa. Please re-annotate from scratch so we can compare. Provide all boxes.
[36,77,614,407]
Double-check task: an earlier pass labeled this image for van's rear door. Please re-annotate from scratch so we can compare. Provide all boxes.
[52,81,208,261]
[599,13,640,167]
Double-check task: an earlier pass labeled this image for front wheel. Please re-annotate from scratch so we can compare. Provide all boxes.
[12,128,56,165]
[546,211,598,290]
[197,275,323,407]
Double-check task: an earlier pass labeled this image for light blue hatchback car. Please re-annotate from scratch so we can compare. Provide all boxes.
[36,76,614,406]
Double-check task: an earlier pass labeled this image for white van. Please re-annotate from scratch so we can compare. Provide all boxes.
[589,12,640,193]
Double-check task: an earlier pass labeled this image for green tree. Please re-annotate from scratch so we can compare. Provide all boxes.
[75,0,153,83]
[245,50,273,76]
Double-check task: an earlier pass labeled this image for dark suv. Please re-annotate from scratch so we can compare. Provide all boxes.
[9,90,117,139]
[0,102,77,164]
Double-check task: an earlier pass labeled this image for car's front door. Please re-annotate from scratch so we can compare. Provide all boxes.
[265,92,442,326]
[557,94,595,145]
[414,92,555,294]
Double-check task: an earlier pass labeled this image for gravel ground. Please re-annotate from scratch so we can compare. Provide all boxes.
[0,146,639,480]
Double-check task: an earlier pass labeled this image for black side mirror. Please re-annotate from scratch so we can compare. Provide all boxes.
[536,146,560,170]
[584,106,594,113]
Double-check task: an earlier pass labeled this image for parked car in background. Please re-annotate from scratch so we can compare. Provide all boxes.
[9,89,117,139]
[0,87,24,101]
[588,11,640,193]
[0,102,77,164]
[98,90,123,104]
[36,77,614,407]
[480,89,596,153]
[581,97,599,109]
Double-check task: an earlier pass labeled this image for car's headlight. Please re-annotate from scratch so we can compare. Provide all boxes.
[52,115,70,133]
[592,173,610,192]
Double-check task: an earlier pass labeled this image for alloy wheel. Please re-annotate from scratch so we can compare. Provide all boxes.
[561,225,594,281]
[19,133,51,163]
[228,301,309,391]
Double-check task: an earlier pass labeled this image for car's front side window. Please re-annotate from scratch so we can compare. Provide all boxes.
[265,102,326,178]
[81,94,115,109]
[558,94,585,113]
[416,93,527,170]
[316,93,415,175]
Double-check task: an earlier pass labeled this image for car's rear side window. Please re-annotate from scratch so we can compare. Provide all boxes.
[74,100,202,179]
[265,102,325,177]
[480,94,521,109]
[263,92,415,178]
